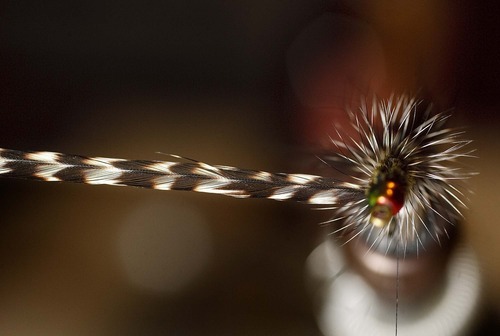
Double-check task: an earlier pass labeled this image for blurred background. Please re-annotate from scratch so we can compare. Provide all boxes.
[0,1,499,335]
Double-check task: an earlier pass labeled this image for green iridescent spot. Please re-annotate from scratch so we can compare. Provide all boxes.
[367,157,408,228]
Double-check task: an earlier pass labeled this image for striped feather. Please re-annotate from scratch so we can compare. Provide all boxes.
[0,148,363,205]
[0,95,474,256]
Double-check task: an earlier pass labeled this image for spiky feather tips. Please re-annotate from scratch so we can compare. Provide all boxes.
[0,96,473,255]
[328,95,474,255]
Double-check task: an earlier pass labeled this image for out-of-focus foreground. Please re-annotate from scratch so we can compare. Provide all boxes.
[0,1,499,335]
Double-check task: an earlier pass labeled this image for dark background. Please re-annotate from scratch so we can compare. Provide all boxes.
[0,1,499,335]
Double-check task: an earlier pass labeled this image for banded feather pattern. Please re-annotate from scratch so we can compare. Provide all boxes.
[0,95,474,255]
[0,148,362,205]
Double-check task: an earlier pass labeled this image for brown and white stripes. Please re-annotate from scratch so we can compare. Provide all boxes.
[0,148,363,205]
